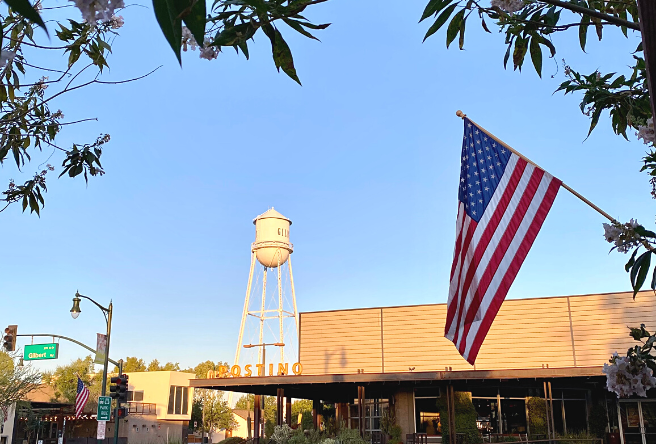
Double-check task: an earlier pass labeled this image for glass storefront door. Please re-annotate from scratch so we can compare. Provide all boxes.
[620,401,656,444]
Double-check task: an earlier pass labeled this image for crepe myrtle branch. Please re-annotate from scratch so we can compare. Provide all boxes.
[539,0,640,30]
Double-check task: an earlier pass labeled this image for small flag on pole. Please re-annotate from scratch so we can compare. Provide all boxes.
[75,377,90,418]
[446,116,562,364]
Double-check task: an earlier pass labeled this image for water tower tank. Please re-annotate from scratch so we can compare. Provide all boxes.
[252,208,293,268]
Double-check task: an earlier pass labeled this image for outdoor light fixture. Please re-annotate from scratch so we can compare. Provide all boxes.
[70,295,81,319]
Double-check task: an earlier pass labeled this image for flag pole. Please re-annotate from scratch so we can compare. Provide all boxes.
[456,110,617,224]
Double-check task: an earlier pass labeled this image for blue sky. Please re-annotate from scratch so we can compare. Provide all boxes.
[1,0,650,373]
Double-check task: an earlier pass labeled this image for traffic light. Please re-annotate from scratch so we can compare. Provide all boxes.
[2,325,17,352]
[110,374,129,404]
[117,407,127,418]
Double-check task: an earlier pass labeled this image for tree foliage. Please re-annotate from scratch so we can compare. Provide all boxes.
[0,1,142,217]
[420,0,649,159]
[41,355,106,409]
[235,393,277,422]
[0,351,40,408]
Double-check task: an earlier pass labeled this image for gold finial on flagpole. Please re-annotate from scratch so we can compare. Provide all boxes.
[456,110,466,118]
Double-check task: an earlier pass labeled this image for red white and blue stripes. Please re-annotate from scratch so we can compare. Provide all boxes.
[445,118,561,364]
[75,376,90,418]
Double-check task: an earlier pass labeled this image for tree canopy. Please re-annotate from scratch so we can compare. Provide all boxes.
[0,351,40,409]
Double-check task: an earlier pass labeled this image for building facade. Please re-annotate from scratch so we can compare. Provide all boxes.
[3,371,194,444]
[192,290,655,444]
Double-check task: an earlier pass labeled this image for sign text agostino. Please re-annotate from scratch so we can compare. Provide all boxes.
[206,363,303,378]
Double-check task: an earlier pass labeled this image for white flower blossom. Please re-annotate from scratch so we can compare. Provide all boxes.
[602,219,642,253]
[199,39,219,60]
[70,0,124,25]
[604,355,656,398]
[181,27,198,51]
[181,27,219,61]
[638,118,655,145]
[36,76,48,91]
[490,0,524,13]
[0,50,16,68]
[109,15,124,29]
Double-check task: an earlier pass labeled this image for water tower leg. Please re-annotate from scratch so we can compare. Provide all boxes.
[288,256,299,343]
[258,266,267,364]
[278,257,283,363]
[230,250,256,406]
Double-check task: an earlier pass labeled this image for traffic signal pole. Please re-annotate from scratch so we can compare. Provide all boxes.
[114,360,122,444]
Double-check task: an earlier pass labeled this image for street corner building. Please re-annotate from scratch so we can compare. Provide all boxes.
[2,371,195,444]
[192,290,656,444]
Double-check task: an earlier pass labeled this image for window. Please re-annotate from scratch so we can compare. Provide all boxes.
[167,386,189,415]
[127,391,144,402]
[167,387,175,414]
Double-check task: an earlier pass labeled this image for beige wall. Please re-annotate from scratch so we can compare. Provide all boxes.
[299,290,656,374]
[125,371,195,421]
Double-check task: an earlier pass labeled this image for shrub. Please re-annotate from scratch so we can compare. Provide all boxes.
[556,432,597,444]
[301,410,314,431]
[216,438,246,444]
[527,397,548,438]
[589,403,609,439]
[436,392,483,444]
[289,430,309,444]
[265,420,276,439]
[272,425,295,444]
[336,428,367,444]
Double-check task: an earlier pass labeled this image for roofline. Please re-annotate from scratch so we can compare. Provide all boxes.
[190,366,604,389]
[299,289,644,316]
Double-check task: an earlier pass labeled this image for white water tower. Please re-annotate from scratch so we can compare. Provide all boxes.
[233,208,299,377]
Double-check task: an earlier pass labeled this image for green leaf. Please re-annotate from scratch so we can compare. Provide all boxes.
[28,192,39,216]
[626,247,640,272]
[481,17,490,33]
[297,22,330,31]
[538,36,555,57]
[153,0,182,64]
[631,251,652,298]
[587,106,602,137]
[458,16,465,50]
[283,18,319,41]
[529,36,542,77]
[445,8,465,49]
[237,40,249,60]
[503,42,511,69]
[512,37,527,71]
[650,264,656,291]
[271,28,301,85]
[420,0,451,23]
[579,14,590,52]
[4,0,47,34]
[177,0,206,50]
[423,3,457,42]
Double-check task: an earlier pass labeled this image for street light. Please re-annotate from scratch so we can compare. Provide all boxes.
[70,291,113,444]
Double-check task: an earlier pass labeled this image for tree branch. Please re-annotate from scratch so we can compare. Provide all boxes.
[539,0,640,30]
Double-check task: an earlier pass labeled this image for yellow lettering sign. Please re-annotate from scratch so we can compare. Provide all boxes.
[205,363,302,378]
[278,363,288,376]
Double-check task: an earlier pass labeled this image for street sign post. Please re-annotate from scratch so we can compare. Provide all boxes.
[24,343,58,361]
[97,396,112,421]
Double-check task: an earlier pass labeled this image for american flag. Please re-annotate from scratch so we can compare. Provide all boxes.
[75,377,90,418]
[446,118,562,364]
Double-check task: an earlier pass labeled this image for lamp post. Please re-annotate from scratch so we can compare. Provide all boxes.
[242,342,284,443]
[70,291,113,444]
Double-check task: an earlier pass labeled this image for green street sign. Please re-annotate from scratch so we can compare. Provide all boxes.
[24,343,58,361]
[97,396,112,421]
